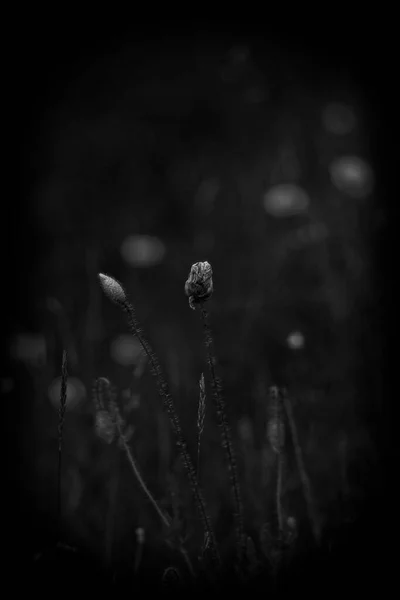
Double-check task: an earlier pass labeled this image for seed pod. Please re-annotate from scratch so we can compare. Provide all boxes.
[184,261,213,310]
[98,273,127,305]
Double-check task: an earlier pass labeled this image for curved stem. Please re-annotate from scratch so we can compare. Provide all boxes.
[117,424,171,530]
[118,423,196,579]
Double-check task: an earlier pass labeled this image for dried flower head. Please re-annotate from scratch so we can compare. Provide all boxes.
[184,261,213,310]
[98,273,127,305]
[95,409,116,444]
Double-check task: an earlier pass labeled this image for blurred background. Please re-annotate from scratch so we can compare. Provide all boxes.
[8,21,386,584]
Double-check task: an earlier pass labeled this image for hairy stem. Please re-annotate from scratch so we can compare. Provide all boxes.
[199,305,245,563]
[197,373,206,479]
[120,300,221,570]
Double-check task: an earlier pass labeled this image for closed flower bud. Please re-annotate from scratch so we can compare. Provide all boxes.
[184,261,213,310]
[98,273,127,305]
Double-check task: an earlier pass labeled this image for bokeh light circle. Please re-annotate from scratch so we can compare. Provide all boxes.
[110,334,143,366]
[120,234,165,267]
[322,102,357,135]
[48,376,86,410]
[287,331,305,350]
[263,184,310,217]
[329,155,373,198]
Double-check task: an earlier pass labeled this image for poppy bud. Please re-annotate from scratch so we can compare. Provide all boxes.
[184,261,213,310]
[98,273,127,305]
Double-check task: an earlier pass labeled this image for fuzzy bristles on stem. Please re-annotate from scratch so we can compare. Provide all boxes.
[200,305,245,563]
[98,272,220,571]
[197,373,206,478]
[185,259,245,563]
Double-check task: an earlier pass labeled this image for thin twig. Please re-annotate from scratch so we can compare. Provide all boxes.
[117,420,171,529]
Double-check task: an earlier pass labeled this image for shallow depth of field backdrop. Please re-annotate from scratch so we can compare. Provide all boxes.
[12,30,383,583]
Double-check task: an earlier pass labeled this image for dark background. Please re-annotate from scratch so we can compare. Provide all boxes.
[6,16,391,593]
